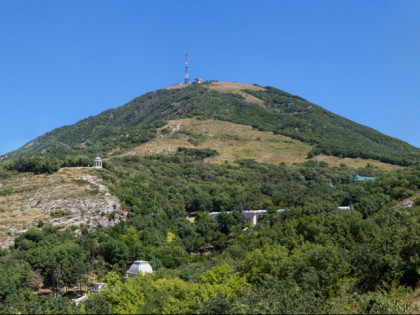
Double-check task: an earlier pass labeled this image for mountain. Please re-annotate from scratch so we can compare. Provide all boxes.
[1,82,420,313]
[2,81,420,166]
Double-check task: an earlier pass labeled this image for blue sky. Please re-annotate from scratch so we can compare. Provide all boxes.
[0,0,419,155]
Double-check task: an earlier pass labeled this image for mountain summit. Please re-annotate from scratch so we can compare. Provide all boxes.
[3,82,420,166]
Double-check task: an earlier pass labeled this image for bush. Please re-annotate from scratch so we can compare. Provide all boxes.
[154,244,189,269]
[50,210,71,218]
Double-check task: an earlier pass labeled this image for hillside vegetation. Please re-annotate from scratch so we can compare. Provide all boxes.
[0,151,419,313]
[3,82,419,166]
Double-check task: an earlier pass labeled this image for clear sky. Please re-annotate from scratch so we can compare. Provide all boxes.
[1,0,419,155]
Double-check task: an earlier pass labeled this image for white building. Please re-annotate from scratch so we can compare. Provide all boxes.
[125,260,153,279]
[93,156,102,168]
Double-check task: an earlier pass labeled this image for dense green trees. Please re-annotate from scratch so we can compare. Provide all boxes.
[0,258,31,300]
[4,156,60,174]
[0,152,419,313]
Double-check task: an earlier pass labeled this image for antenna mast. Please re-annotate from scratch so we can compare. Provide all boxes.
[184,52,189,85]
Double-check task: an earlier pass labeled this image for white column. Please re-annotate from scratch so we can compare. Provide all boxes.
[252,214,257,226]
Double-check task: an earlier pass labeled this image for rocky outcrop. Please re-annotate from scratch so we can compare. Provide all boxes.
[0,169,123,248]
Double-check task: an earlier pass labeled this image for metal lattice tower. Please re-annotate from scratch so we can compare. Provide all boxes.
[184,52,189,85]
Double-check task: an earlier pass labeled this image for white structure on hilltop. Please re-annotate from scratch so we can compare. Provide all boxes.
[125,260,153,279]
[93,156,102,168]
[208,209,285,226]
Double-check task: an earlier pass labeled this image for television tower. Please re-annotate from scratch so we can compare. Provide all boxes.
[184,52,189,85]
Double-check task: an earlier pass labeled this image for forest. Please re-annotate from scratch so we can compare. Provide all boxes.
[0,152,419,314]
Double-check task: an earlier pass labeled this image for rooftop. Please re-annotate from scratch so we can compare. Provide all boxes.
[349,175,376,184]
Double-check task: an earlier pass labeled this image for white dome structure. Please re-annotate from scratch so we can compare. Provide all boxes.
[125,260,153,279]
[93,156,102,168]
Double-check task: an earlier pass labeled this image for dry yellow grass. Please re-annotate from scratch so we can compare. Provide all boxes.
[312,155,401,171]
[167,81,266,105]
[206,81,265,92]
[167,84,187,90]
[119,118,309,164]
[117,118,401,170]
[205,82,265,105]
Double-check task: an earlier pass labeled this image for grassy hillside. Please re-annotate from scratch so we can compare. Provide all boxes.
[2,82,419,166]
[120,118,401,170]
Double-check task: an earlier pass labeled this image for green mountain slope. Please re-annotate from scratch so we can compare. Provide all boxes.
[1,82,420,313]
[2,82,419,165]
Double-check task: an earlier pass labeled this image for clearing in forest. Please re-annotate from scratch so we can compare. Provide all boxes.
[117,118,401,171]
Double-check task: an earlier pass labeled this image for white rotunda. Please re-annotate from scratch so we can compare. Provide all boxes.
[93,156,102,168]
